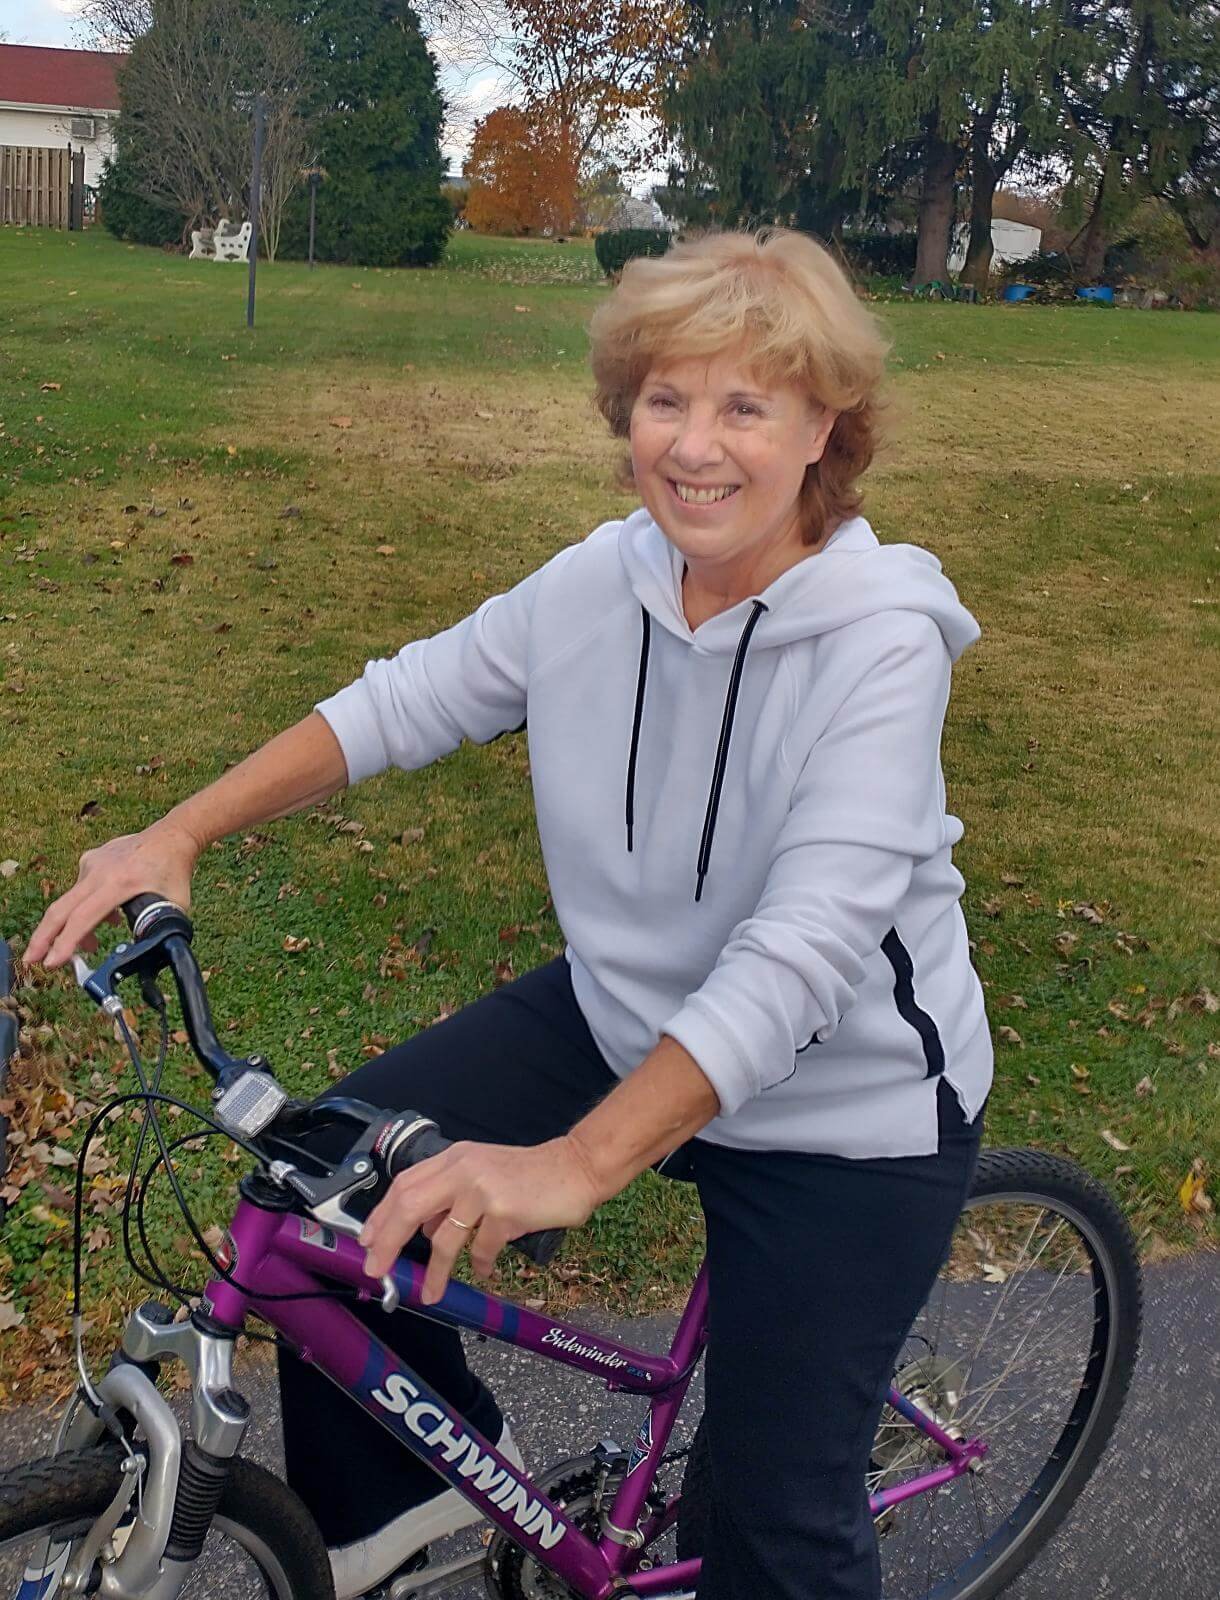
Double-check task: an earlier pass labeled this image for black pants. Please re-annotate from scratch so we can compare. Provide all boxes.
[278,959,984,1599]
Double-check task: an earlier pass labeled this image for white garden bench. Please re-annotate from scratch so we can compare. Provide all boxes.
[189,220,252,262]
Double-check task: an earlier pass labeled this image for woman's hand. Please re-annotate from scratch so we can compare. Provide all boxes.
[25,820,202,970]
[359,1136,606,1303]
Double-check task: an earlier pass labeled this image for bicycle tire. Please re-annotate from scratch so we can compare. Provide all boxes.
[0,1442,335,1599]
[676,1148,1142,1599]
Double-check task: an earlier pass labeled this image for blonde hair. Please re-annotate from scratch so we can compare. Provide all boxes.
[588,227,889,546]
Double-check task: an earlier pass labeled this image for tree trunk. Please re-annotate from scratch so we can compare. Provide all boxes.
[913,125,958,286]
[962,112,999,290]
[1078,148,1120,281]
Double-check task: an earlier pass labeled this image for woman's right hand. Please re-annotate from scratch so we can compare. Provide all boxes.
[24,820,202,970]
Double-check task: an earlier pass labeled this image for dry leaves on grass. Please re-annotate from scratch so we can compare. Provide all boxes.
[1178,1160,1213,1225]
[0,1299,25,1331]
[996,1025,1023,1046]
[1100,1129,1131,1152]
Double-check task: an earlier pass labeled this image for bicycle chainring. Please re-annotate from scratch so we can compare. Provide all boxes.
[485,1457,664,1600]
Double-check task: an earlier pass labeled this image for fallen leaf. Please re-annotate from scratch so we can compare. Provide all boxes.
[282,935,311,953]
[85,1225,111,1253]
[397,828,425,846]
[1072,901,1106,925]
[981,1262,1007,1284]
[998,993,1028,1009]
[1070,1063,1089,1081]
[78,799,100,819]
[0,859,19,878]
[170,552,194,566]
[1179,1160,1213,1217]
[0,1300,26,1331]
[1100,1129,1131,1152]
[329,416,353,430]
[1135,1075,1155,1098]
[376,544,396,556]
[475,409,494,421]
[996,1025,1023,1046]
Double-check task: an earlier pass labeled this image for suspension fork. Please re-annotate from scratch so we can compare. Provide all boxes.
[55,1301,251,1598]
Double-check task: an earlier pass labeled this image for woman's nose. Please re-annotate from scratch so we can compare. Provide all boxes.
[669,414,724,471]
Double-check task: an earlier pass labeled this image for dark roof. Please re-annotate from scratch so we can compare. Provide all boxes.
[0,44,125,112]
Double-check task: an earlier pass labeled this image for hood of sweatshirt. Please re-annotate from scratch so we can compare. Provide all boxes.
[616,508,981,900]
[618,507,980,660]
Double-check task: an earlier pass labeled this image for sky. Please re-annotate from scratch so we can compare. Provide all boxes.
[1,0,506,176]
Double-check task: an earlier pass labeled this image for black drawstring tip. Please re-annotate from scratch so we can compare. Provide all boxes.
[626,824,634,853]
[694,874,706,903]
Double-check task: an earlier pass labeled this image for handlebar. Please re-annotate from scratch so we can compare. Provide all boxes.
[98,893,564,1268]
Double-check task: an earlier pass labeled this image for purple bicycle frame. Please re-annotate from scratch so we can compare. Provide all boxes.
[203,1195,987,1599]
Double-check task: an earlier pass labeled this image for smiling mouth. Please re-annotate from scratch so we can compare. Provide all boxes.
[668,480,741,506]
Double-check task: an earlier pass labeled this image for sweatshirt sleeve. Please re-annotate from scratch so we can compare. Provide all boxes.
[661,613,953,1116]
[313,563,551,786]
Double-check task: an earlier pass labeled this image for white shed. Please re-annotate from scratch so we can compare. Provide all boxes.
[948,218,1042,274]
[0,44,124,189]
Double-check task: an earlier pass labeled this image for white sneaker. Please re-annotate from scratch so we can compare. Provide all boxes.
[328,1421,525,1600]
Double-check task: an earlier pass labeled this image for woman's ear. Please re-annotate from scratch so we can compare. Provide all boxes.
[805,406,840,467]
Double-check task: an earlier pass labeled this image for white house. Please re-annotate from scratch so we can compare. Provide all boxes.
[0,44,124,188]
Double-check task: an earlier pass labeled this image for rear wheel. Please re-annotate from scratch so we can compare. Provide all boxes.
[677,1149,1141,1599]
[0,1443,335,1599]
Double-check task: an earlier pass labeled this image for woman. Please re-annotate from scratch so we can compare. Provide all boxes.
[28,227,992,1600]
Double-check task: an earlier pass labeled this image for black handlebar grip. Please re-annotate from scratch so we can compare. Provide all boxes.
[120,893,188,940]
[383,1117,566,1268]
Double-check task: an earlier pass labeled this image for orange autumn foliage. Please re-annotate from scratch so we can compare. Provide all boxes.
[464,105,581,236]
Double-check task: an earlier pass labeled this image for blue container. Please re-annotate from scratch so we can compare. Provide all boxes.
[1076,285,1114,304]
[1002,284,1037,302]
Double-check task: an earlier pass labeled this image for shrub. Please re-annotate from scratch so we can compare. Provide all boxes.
[96,156,183,249]
[273,0,451,268]
[594,229,672,278]
[840,232,917,280]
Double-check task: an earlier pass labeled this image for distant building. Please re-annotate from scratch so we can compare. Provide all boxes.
[606,194,669,231]
[948,218,1041,274]
[0,44,125,186]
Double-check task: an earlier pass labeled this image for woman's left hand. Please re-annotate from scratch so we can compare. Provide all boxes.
[359,1135,606,1303]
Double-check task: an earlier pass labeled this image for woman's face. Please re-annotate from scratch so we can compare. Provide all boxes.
[629,348,838,575]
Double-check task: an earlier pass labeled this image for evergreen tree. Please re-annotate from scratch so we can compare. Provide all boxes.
[661,0,862,239]
[822,0,1077,286]
[275,0,450,267]
[1062,0,1220,275]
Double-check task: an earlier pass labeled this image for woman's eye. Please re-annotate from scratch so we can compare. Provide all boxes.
[734,404,761,418]
[649,395,676,410]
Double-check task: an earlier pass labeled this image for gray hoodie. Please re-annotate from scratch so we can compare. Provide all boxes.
[316,509,993,1158]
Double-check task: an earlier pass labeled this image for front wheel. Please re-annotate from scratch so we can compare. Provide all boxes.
[0,1443,335,1599]
[678,1148,1142,1600]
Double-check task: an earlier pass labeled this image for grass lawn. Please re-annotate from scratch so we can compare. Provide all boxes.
[1,226,1217,1397]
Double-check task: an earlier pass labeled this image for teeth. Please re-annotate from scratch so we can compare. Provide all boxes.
[674,483,739,505]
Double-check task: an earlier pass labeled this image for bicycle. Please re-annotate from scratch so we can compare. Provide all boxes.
[0,894,1143,1599]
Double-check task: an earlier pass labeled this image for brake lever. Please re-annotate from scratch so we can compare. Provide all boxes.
[271,1153,402,1313]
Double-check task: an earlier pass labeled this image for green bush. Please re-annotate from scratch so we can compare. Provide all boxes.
[96,156,183,249]
[840,232,917,280]
[272,0,451,269]
[594,228,672,278]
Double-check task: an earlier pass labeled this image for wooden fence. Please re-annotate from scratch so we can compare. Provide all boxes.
[1,145,86,229]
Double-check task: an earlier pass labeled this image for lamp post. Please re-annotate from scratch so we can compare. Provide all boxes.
[246,91,267,329]
[304,165,325,268]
